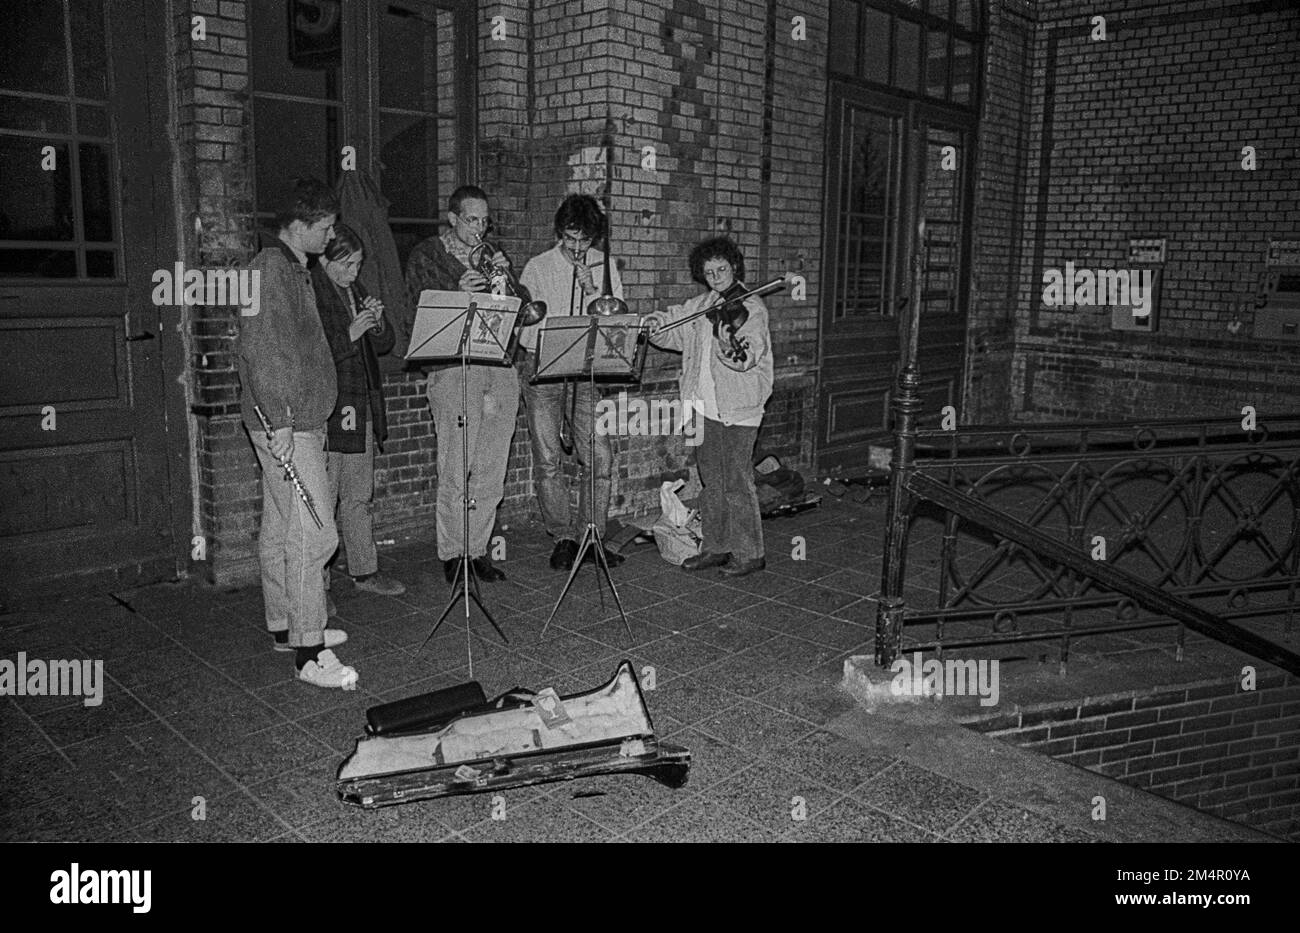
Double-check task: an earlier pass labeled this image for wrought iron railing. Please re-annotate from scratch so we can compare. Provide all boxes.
[872,366,1300,676]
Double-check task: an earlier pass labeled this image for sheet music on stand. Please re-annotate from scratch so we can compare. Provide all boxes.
[405,289,521,364]
[533,313,647,383]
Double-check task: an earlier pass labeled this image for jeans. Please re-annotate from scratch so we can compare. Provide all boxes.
[326,428,378,578]
[250,427,337,647]
[694,416,763,562]
[427,363,520,560]
[519,350,612,541]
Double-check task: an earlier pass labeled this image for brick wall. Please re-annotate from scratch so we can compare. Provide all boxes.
[174,0,827,583]
[971,674,1300,841]
[965,0,1300,424]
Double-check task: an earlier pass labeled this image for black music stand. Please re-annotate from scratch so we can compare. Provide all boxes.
[406,289,522,677]
[533,314,648,635]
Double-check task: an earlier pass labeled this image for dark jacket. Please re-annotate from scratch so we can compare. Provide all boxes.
[402,233,473,375]
[239,239,337,433]
[336,170,411,375]
[310,263,395,453]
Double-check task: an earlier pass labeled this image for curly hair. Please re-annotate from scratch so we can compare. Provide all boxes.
[553,194,607,242]
[274,177,340,230]
[688,236,746,288]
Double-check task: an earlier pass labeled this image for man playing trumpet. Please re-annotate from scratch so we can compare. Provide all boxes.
[518,194,626,572]
[405,185,518,585]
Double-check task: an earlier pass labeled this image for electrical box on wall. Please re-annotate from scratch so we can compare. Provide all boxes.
[1111,238,1164,333]
[1253,241,1300,342]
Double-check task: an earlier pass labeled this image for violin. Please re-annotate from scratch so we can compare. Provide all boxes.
[707,281,751,366]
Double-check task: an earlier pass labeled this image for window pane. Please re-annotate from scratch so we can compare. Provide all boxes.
[861,9,890,85]
[0,138,73,241]
[71,0,108,99]
[381,113,441,219]
[0,95,70,133]
[926,29,948,98]
[926,0,953,20]
[838,110,895,318]
[894,19,921,92]
[251,0,341,100]
[79,142,114,242]
[2,0,68,94]
[254,98,339,216]
[381,2,442,112]
[0,248,76,277]
[955,0,976,30]
[85,249,115,277]
[77,104,109,138]
[952,38,975,104]
[828,0,858,76]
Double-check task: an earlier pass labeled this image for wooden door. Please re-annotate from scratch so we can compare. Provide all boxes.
[817,87,973,470]
[0,0,181,591]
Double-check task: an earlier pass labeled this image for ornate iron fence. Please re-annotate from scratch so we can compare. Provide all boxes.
[872,366,1300,676]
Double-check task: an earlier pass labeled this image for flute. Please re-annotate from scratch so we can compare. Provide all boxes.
[253,404,325,530]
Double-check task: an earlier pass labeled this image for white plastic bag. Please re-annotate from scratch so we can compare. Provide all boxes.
[652,479,703,565]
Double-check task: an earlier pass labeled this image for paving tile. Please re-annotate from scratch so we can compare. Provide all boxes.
[635,631,732,675]
[0,699,56,761]
[749,677,859,726]
[849,760,988,835]
[1,793,139,842]
[657,725,757,791]
[206,722,334,785]
[30,691,157,748]
[630,791,777,842]
[646,675,745,728]
[780,729,897,792]
[695,699,818,755]
[247,754,360,830]
[296,798,454,843]
[784,796,939,842]
[126,664,254,718]
[134,791,291,842]
[944,799,1100,843]
[555,772,701,833]
[512,629,620,674]
[705,761,844,837]
[684,614,782,652]
[465,795,621,842]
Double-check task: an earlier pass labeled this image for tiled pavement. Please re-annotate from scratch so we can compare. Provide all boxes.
[0,496,1261,842]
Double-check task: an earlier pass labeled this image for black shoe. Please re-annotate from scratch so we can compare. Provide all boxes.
[582,545,625,568]
[472,555,506,582]
[549,539,579,572]
[682,551,731,571]
[719,557,765,577]
[443,558,462,585]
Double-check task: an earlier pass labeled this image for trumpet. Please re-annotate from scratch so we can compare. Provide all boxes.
[468,236,548,325]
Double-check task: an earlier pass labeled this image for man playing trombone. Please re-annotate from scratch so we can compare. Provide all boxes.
[518,194,626,572]
[404,185,518,584]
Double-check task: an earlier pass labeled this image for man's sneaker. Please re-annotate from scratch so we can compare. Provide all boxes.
[297,649,359,690]
[274,628,349,652]
[351,573,406,596]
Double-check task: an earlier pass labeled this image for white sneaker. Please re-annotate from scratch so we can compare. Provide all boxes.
[298,648,359,690]
[274,628,348,652]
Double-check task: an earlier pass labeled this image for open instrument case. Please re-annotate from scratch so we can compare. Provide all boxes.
[337,660,691,808]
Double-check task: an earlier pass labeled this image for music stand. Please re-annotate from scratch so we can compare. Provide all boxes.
[534,314,648,635]
[407,289,522,676]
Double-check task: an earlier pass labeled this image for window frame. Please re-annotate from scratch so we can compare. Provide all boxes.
[249,0,478,238]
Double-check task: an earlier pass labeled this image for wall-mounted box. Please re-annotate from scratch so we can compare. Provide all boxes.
[1252,241,1300,342]
[1112,239,1165,332]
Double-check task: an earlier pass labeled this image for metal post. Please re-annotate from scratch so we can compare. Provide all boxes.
[875,115,926,667]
